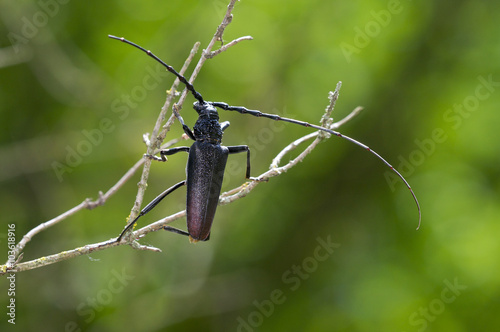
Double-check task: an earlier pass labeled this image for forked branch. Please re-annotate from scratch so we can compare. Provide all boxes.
[1,84,357,274]
[1,0,384,275]
[1,0,349,275]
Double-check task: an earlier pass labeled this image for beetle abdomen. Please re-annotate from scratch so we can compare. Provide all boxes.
[186,141,229,241]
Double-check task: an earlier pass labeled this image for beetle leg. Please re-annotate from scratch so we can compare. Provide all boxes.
[163,226,210,242]
[227,145,251,179]
[171,106,196,140]
[163,226,190,237]
[117,180,186,241]
[220,121,230,131]
[146,146,190,162]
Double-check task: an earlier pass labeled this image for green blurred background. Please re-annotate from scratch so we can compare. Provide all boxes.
[1,0,499,331]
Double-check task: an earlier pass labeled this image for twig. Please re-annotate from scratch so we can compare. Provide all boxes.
[172,0,244,113]
[6,135,186,268]
[119,41,202,241]
[205,36,254,59]
[271,104,363,169]
[0,0,252,273]
[0,0,363,275]
[156,44,201,145]
[219,84,353,204]
[331,106,363,129]
[119,0,251,242]
[0,87,362,275]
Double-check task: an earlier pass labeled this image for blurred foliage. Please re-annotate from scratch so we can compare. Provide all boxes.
[1,0,500,331]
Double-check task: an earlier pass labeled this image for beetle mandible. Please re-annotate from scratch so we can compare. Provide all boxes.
[109,35,421,243]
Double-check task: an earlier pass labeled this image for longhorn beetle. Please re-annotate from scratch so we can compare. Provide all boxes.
[109,35,421,243]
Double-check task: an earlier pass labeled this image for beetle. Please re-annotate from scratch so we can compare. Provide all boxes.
[110,35,421,243]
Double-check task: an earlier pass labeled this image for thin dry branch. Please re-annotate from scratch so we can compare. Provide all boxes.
[205,36,254,59]
[121,41,202,242]
[2,135,186,273]
[0,0,361,275]
[1,87,361,274]
[119,0,249,241]
[1,0,252,274]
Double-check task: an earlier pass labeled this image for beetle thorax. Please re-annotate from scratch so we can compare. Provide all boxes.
[193,102,223,144]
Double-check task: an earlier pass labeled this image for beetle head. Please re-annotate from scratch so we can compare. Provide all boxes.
[193,101,219,121]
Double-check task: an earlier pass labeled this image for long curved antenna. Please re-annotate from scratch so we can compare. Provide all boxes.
[108,35,421,230]
[212,102,421,230]
[108,35,205,104]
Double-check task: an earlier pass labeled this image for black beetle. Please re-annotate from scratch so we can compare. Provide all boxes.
[109,35,421,243]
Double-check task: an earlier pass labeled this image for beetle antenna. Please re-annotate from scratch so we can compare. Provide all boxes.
[108,35,421,230]
[108,35,204,104]
[212,102,421,230]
